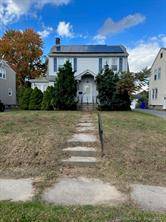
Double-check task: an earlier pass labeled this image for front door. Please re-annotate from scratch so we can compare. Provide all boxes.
[83,83,92,103]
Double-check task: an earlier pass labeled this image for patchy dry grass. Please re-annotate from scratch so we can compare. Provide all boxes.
[94,111,166,190]
[0,111,80,192]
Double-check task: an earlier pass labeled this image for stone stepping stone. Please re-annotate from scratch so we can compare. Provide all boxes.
[62,156,97,167]
[79,119,93,123]
[63,146,96,157]
[0,178,34,202]
[68,133,97,143]
[76,126,95,132]
[77,123,94,127]
[131,184,166,212]
[42,177,127,205]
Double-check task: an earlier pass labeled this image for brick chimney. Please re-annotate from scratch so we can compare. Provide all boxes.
[56,37,61,45]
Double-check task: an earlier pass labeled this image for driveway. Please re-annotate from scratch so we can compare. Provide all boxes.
[135,109,166,119]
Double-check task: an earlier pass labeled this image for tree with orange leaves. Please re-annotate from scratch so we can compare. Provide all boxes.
[0,29,46,87]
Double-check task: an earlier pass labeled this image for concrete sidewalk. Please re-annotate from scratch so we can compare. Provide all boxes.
[135,109,166,119]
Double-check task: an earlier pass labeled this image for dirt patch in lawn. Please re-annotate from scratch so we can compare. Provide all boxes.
[0,111,81,193]
[92,111,166,192]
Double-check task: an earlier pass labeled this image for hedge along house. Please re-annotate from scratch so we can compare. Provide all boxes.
[0,60,16,106]
[30,38,129,104]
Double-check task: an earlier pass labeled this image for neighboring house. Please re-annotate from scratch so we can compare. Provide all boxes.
[30,38,129,104]
[149,48,166,110]
[0,60,16,106]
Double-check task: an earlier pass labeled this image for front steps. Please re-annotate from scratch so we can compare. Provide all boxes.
[63,146,96,157]
[78,103,98,111]
[62,156,97,167]
[62,114,98,168]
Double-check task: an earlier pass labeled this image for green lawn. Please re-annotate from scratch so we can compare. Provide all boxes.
[95,111,166,191]
[0,202,165,222]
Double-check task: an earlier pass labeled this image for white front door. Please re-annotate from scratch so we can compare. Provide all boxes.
[83,83,92,103]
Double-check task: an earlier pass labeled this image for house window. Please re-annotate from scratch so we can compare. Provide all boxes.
[57,57,73,70]
[158,68,161,79]
[152,88,158,99]
[112,57,118,65]
[154,69,157,80]
[102,58,110,68]
[119,57,123,72]
[8,88,12,96]
[0,67,6,79]
[160,53,163,58]
[155,88,158,99]
[99,58,102,72]
[152,89,155,99]
[111,65,118,71]
[74,57,77,72]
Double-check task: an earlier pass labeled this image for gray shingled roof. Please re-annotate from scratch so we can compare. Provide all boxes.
[50,45,127,54]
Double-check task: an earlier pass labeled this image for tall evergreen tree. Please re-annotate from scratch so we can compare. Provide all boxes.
[19,87,33,110]
[96,66,122,110]
[54,60,77,110]
[29,87,43,110]
[41,86,55,110]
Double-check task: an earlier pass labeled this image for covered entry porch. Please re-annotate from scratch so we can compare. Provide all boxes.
[76,70,97,104]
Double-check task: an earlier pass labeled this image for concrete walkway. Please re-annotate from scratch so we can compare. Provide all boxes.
[135,109,166,119]
[131,184,166,212]
[42,113,126,206]
[0,178,34,201]
[42,177,127,205]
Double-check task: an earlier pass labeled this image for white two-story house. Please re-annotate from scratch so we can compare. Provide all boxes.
[30,38,129,104]
[149,48,166,110]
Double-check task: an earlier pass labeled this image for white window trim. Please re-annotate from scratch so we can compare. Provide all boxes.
[0,67,6,79]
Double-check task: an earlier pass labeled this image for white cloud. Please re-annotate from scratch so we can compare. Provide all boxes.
[93,34,106,44]
[35,0,70,8]
[38,26,53,38]
[56,21,73,37]
[128,35,166,72]
[0,0,70,27]
[98,13,145,37]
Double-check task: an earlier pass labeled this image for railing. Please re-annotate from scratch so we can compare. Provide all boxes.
[98,112,104,157]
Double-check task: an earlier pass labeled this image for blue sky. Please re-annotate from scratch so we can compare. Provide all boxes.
[0,0,166,71]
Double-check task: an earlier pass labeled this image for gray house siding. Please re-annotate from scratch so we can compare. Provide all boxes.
[0,62,16,105]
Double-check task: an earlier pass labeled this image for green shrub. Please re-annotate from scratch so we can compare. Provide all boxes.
[19,87,33,110]
[53,60,77,110]
[29,87,43,110]
[96,67,131,111]
[41,86,55,110]
[0,100,5,112]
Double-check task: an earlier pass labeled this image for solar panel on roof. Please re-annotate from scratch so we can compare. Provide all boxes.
[50,45,126,53]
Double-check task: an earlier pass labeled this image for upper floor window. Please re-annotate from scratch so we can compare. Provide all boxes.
[154,69,157,80]
[158,68,161,79]
[57,57,73,70]
[111,65,118,71]
[102,58,110,68]
[160,53,163,58]
[112,57,118,65]
[0,67,6,79]
[154,68,161,80]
